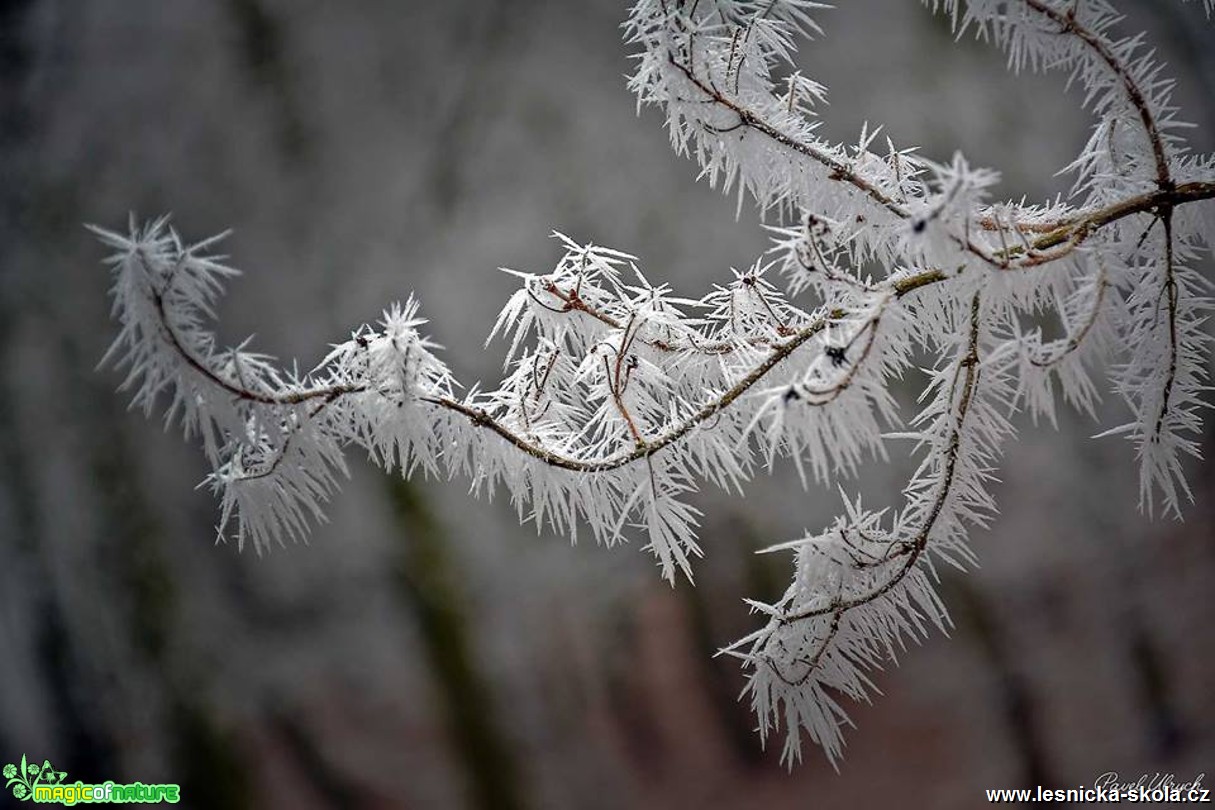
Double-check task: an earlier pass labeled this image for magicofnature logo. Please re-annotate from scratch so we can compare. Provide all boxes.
[4,754,180,805]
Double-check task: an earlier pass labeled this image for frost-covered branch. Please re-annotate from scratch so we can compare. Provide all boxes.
[95,0,1214,767]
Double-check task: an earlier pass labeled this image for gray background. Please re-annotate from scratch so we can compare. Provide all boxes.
[1,1,1213,808]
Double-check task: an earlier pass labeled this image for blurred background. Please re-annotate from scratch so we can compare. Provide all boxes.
[1,1,1213,808]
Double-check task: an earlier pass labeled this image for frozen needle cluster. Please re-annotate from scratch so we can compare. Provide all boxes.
[94,0,1215,766]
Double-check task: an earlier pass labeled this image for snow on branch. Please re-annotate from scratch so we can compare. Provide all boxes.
[94,0,1215,766]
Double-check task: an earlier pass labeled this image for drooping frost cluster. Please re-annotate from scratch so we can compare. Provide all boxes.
[94,0,1215,766]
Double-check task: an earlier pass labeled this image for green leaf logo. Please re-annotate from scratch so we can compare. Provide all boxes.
[4,755,67,802]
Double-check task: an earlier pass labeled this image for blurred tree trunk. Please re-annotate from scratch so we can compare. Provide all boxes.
[387,479,527,810]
